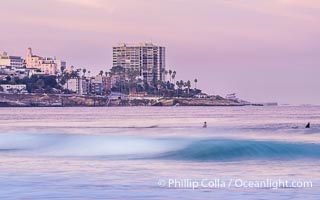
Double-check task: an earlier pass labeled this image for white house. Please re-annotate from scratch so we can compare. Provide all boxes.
[195,93,209,98]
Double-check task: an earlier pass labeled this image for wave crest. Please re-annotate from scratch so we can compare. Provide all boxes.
[159,140,320,161]
[0,134,319,161]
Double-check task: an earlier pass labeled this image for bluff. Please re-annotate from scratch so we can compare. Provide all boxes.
[0,93,261,107]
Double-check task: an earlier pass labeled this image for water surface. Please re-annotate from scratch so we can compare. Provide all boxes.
[0,106,319,199]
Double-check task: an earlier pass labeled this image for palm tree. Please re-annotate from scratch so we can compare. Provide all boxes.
[186,80,191,96]
[105,71,108,77]
[59,71,70,90]
[194,78,198,89]
[157,80,163,97]
[88,71,91,77]
[172,71,176,84]
[172,74,175,85]
[176,80,184,96]
[179,80,184,89]
[176,81,180,91]
[169,70,172,83]
[99,70,104,77]
[164,70,168,81]
[82,68,87,77]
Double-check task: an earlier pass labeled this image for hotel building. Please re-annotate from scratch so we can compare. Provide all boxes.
[112,43,165,84]
[26,48,66,75]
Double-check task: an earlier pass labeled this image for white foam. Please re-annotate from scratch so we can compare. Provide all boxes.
[0,133,188,157]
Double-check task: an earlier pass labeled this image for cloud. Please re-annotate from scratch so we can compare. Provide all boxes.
[279,0,320,8]
[56,0,102,8]
[221,0,320,23]
[53,0,116,14]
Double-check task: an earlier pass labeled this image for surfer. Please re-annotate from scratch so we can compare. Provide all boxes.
[148,125,159,128]
[306,122,310,129]
[203,122,207,128]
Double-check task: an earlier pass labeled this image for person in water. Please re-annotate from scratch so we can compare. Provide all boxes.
[306,122,311,128]
[203,122,207,128]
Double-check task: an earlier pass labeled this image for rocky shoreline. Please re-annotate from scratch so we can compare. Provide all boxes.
[0,93,262,107]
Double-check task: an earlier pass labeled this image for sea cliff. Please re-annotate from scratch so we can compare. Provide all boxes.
[0,93,261,107]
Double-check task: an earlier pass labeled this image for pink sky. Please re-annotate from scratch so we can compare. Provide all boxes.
[1,0,319,104]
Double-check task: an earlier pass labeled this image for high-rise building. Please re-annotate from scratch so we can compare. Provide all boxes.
[112,43,165,84]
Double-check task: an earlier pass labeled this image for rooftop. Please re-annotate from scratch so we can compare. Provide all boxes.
[115,43,162,48]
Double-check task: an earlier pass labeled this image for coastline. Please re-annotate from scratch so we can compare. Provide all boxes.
[0,93,262,107]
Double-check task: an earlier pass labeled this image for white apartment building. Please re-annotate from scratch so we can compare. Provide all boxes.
[63,77,81,94]
[112,43,165,84]
[62,77,90,95]
[0,51,24,68]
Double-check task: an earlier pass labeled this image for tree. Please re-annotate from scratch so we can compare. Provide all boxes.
[59,71,71,89]
[172,71,176,85]
[44,76,59,88]
[99,70,104,77]
[9,78,16,85]
[110,66,126,93]
[175,81,179,88]
[70,70,78,78]
[127,69,140,93]
[5,76,11,82]
[127,68,140,81]
[169,70,172,83]
[194,78,198,89]
[157,80,163,96]
[36,79,45,89]
[110,65,125,77]
[82,68,87,77]
[164,70,168,81]
[176,81,182,96]
[179,80,184,89]
[186,80,191,96]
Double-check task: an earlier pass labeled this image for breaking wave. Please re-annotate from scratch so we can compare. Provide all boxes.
[0,133,319,161]
[159,139,320,161]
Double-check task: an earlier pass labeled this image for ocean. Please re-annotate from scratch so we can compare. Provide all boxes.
[0,106,319,199]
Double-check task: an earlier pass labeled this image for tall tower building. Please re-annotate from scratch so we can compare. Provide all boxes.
[112,43,165,84]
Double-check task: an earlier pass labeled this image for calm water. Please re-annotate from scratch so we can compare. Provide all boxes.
[0,106,319,199]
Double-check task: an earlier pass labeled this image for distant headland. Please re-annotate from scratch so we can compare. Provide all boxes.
[0,44,265,107]
[0,93,262,107]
